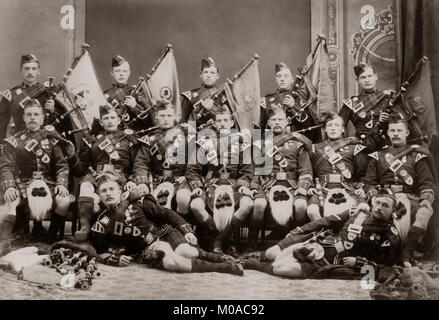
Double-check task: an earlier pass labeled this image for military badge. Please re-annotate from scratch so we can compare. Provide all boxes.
[41,154,50,163]
[391,226,398,235]
[35,149,43,156]
[156,154,162,161]
[121,191,130,201]
[359,111,367,119]
[16,88,22,95]
[124,227,132,235]
[343,241,354,250]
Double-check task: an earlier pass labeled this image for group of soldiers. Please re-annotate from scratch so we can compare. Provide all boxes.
[0,52,436,280]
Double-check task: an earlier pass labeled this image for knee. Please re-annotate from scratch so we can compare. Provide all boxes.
[294,199,307,214]
[265,245,281,261]
[79,182,95,196]
[414,205,433,229]
[190,198,205,212]
[307,204,321,221]
[239,197,254,213]
[55,196,71,212]
[175,243,198,259]
[253,199,267,216]
[162,255,178,271]
[176,189,191,207]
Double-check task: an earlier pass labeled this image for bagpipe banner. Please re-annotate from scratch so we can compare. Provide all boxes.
[230,55,261,131]
[56,47,107,130]
[146,45,181,120]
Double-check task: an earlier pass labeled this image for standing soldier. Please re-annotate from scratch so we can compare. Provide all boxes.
[249,106,313,245]
[186,104,254,254]
[0,99,70,243]
[181,57,220,128]
[262,63,320,142]
[92,55,151,135]
[339,63,401,152]
[64,104,139,241]
[306,112,368,222]
[0,54,57,148]
[363,114,435,267]
[133,101,192,217]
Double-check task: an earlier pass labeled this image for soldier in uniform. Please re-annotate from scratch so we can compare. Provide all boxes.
[339,63,400,152]
[242,189,401,279]
[0,54,57,147]
[0,99,70,243]
[249,106,313,246]
[306,112,368,221]
[90,172,244,276]
[133,101,192,217]
[363,114,435,267]
[64,104,139,241]
[186,104,254,254]
[91,55,151,135]
[180,57,220,128]
[262,63,321,142]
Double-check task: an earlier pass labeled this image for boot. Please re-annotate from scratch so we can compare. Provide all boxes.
[0,214,16,257]
[244,219,262,254]
[75,197,94,241]
[47,212,66,244]
[191,258,244,276]
[213,216,243,254]
[200,216,219,238]
[242,258,274,274]
[197,247,237,263]
[401,226,425,266]
[31,220,47,242]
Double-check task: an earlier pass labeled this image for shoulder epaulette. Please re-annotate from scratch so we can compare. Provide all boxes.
[138,135,150,145]
[415,153,427,163]
[181,91,192,101]
[4,136,18,148]
[1,89,12,102]
[368,151,379,160]
[354,144,366,156]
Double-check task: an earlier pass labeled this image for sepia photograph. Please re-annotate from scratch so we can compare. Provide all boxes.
[0,0,438,305]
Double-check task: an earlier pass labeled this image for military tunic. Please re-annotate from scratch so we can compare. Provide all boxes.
[0,82,55,141]
[0,127,69,195]
[68,130,138,183]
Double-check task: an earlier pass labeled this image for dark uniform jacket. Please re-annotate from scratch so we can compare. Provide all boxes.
[91,193,192,255]
[185,133,253,191]
[181,85,218,126]
[363,145,435,203]
[251,131,313,191]
[0,82,55,140]
[0,127,69,193]
[310,137,368,186]
[133,124,190,184]
[68,130,138,180]
[297,209,401,267]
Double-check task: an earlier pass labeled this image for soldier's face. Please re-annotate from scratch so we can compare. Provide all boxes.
[200,66,219,87]
[371,196,394,221]
[111,62,131,85]
[388,122,409,146]
[275,69,293,90]
[268,111,288,134]
[157,107,176,129]
[325,117,344,140]
[23,106,44,132]
[100,111,121,132]
[357,67,378,91]
[214,114,234,134]
[98,181,122,208]
[21,62,40,85]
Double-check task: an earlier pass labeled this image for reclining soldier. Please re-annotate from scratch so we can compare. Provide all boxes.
[64,104,139,241]
[307,112,368,221]
[90,172,244,276]
[0,99,70,244]
[242,189,402,279]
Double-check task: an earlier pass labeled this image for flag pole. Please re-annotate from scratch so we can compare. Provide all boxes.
[231,54,260,82]
[149,43,173,76]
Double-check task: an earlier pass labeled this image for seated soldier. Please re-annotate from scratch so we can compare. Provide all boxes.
[133,101,192,217]
[90,172,243,276]
[250,105,313,243]
[186,104,254,254]
[64,104,139,241]
[307,112,368,221]
[241,189,402,279]
[363,114,435,267]
[0,99,70,244]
